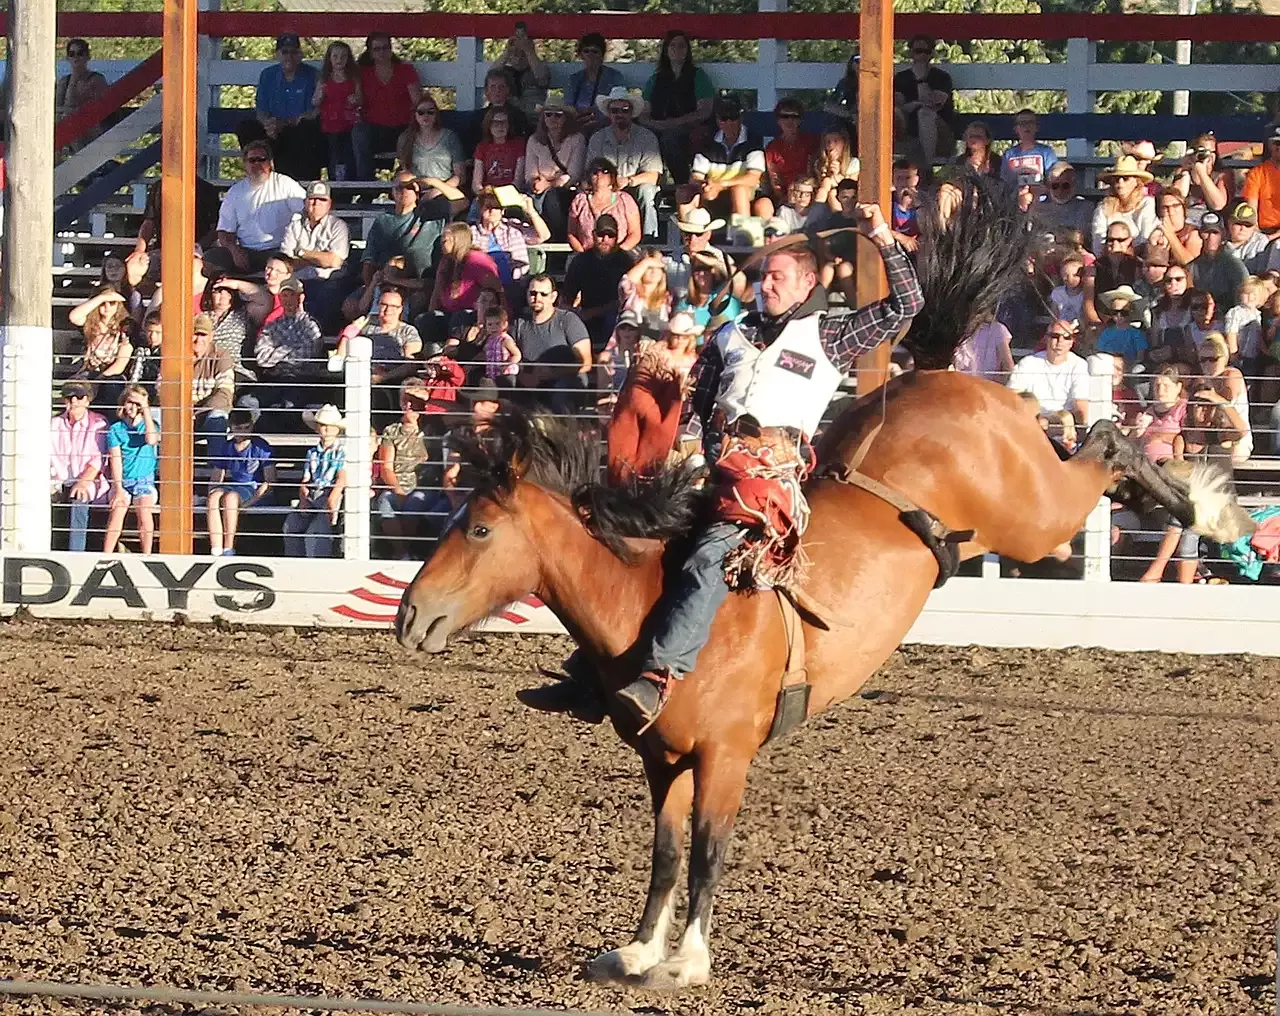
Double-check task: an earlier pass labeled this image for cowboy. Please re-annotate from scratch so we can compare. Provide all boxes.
[610,202,924,724]
[586,87,664,240]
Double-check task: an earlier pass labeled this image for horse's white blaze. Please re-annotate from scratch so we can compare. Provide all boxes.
[639,916,712,988]
[585,898,672,981]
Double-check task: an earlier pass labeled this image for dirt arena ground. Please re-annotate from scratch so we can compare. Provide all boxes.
[0,619,1276,1016]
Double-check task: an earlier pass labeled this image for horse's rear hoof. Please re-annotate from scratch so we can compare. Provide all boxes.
[584,944,664,984]
[637,955,711,990]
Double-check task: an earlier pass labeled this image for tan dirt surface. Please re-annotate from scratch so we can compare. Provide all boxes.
[0,619,1276,1015]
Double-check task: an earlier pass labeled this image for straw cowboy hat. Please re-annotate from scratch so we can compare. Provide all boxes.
[595,86,648,119]
[535,90,573,115]
[675,206,726,233]
[303,404,346,431]
[1097,284,1146,314]
[665,310,702,337]
[1098,154,1154,184]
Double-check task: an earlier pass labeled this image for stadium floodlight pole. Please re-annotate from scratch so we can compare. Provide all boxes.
[0,0,54,553]
[157,0,198,554]
[855,0,895,396]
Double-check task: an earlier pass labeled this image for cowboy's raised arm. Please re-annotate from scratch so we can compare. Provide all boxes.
[819,203,924,374]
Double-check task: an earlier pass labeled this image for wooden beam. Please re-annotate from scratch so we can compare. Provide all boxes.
[854,0,895,396]
[158,0,198,555]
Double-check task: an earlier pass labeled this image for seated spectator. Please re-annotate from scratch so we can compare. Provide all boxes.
[638,30,715,185]
[1241,125,1280,236]
[472,107,527,195]
[586,87,664,240]
[50,380,108,553]
[1189,331,1251,464]
[375,379,435,559]
[689,95,766,221]
[621,250,674,334]
[566,32,624,132]
[442,283,506,371]
[207,409,275,557]
[525,100,585,242]
[429,223,502,324]
[890,171,921,253]
[211,253,291,332]
[1225,200,1271,273]
[480,305,521,385]
[207,142,306,276]
[254,276,323,407]
[813,126,860,214]
[823,53,859,135]
[55,39,107,153]
[1146,267,1198,369]
[664,207,741,305]
[676,251,742,332]
[1007,320,1090,423]
[954,120,1001,181]
[125,311,164,395]
[560,214,635,352]
[1084,222,1142,327]
[92,256,142,323]
[337,287,424,397]
[352,33,423,181]
[1092,155,1158,256]
[1037,162,1093,236]
[1226,275,1267,368]
[131,176,221,286]
[1001,108,1056,190]
[893,34,954,163]
[396,96,465,196]
[471,191,551,292]
[760,98,818,221]
[1094,285,1149,362]
[283,403,347,558]
[238,33,322,182]
[103,385,160,555]
[824,177,862,233]
[193,314,236,435]
[1188,288,1224,352]
[415,350,468,427]
[1156,192,1202,267]
[569,158,642,253]
[1049,253,1086,327]
[202,277,264,373]
[467,376,504,430]
[494,23,550,121]
[466,67,533,153]
[514,275,593,413]
[1170,131,1232,220]
[313,41,363,182]
[362,171,468,305]
[771,176,827,234]
[952,311,1014,381]
[1189,211,1248,313]
[68,285,134,409]
[280,179,351,331]
[1136,245,1170,305]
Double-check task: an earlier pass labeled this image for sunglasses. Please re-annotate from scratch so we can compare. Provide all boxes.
[717,113,742,121]
[911,47,932,55]
[543,110,565,118]
[1050,181,1072,191]
[245,155,269,164]
[1106,236,1130,244]
[579,47,603,56]
[65,393,90,401]
[608,107,632,116]
[1047,331,1074,340]
[777,112,802,120]
[278,48,301,56]
[528,289,554,298]
[416,107,438,116]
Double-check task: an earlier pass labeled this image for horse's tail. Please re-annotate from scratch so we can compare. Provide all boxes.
[1175,459,1256,544]
[901,176,1033,371]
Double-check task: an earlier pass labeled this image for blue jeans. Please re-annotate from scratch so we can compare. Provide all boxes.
[643,521,746,677]
[283,500,336,558]
[56,486,92,552]
[627,182,659,239]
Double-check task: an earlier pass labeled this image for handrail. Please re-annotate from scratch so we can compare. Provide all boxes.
[8,11,1280,43]
[53,49,162,152]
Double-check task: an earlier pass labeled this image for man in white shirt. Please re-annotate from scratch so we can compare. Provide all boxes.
[1007,320,1091,423]
[207,140,306,276]
[280,179,351,330]
[689,95,766,222]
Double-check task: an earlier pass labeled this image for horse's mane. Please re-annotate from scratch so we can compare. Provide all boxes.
[900,175,1033,371]
[454,406,706,561]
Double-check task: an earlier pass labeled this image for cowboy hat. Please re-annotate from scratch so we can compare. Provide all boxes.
[465,376,503,405]
[304,403,346,431]
[675,207,726,233]
[665,310,702,337]
[1098,154,1154,184]
[535,90,572,115]
[595,86,648,119]
[1097,285,1146,313]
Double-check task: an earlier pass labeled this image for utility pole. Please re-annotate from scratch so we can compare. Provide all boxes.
[0,0,55,552]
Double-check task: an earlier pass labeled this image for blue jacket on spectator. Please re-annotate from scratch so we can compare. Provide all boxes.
[256,62,318,122]
[566,65,625,119]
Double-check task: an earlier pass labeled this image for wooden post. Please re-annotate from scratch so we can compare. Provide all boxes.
[158,0,198,554]
[1,0,55,552]
[855,0,895,396]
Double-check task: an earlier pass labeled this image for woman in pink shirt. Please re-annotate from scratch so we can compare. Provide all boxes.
[352,33,422,180]
[430,223,501,318]
[951,313,1014,381]
[568,158,642,252]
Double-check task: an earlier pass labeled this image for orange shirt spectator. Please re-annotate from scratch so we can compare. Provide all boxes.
[1241,128,1280,233]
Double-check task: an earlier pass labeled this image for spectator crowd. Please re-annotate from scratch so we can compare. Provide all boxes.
[47,28,1280,581]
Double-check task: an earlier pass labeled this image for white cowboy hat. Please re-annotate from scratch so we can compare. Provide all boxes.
[1097,285,1146,313]
[675,207,726,233]
[665,310,702,337]
[304,403,346,431]
[595,86,648,119]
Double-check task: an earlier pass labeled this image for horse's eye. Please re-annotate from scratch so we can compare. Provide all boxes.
[469,524,491,540]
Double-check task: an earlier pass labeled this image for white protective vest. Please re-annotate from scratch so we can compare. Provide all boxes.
[713,312,844,437]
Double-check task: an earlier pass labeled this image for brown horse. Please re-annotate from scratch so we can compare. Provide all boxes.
[396,187,1245,988]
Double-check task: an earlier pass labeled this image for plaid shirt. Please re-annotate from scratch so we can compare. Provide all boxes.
[255,311,323,373]
[683,241,923,444]
[303,441,346,495]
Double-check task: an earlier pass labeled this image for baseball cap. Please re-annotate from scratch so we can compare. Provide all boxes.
[1229,201,1257,226]
[616,309,642,329]
[713,95,743,120]
[276,33,301,50]
[1267,123,1280,143]
[279,275,304,293]
[1199,211,1224,233]
[192,313,214,335]
[593,213,619,237]
[306,180,332,200]
[61,380,93,400]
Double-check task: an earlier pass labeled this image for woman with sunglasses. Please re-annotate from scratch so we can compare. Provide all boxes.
[525,101,585,242]
[568,158,641,253]
[892,33,954,163]
[761,98,817,220]
[1187,331,1251,465]
[102,385,160,555]
[1146,269,1198,370]
[395,98,465,197]
[1092,155,1159,256]
[55,39,107,153]
[1155,191,1202,266]
[353,33,423,180]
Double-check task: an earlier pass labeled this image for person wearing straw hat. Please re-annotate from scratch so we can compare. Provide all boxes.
[283,403,347,558]
[664,206,747,305]
[526,92,585,239]
[1091,154,1158,256]
[586,87,663,240]
[1095,285,1149,363]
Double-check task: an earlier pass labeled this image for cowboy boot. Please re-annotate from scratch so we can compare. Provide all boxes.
[616,671,670,726]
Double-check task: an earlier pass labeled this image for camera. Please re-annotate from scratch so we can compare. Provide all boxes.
[1194,147,1214,163]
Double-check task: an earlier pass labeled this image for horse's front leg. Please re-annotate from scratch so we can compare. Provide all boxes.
[586,756,693,983]
[640,750,750,989]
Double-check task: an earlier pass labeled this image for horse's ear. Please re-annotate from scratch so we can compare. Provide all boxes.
[510,447,531,480]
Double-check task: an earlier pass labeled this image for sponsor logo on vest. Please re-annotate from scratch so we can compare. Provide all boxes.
[776,349,816,378]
